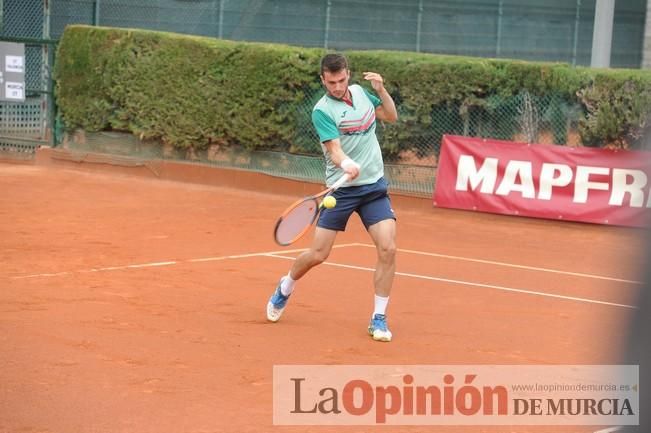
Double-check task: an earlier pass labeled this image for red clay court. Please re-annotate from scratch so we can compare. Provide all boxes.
[0,153,645,433]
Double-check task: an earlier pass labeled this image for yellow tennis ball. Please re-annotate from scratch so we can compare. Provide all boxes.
[323,196,337,209]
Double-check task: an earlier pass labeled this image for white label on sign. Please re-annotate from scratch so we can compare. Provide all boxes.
[5,81,24,100]
[6,55,25,73]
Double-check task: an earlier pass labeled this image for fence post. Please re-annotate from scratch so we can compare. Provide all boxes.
[43,0,54,145]
[572,0,581,65]
[496,0,503,57]
[218,0,224,39]
[591,0,615,67]
[416,0,423,52]
[93,0,101,26]
[324,0,331,49]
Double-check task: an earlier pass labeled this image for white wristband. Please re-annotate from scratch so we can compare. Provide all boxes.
[341,158,359,171]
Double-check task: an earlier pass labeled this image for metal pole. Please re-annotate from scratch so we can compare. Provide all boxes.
[43,0,53,145]
[643,0,651,68]
[571,0,581,66]
[218,0,224,39]
[324,0,331,49]
[94,0,101,26]
[496,0,503,57]
[590,0,615,67]
[43,0,51,43]
[416,0,423,52]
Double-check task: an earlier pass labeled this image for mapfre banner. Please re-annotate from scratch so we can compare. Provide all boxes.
[434,135,651,227]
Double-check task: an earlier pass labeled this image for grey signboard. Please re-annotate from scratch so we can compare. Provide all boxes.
[0,41,26,102]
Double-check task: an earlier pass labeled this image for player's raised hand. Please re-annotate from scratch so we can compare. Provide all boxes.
[363,72,385,92]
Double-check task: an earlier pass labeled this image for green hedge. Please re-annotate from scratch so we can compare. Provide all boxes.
[55,25,651,154]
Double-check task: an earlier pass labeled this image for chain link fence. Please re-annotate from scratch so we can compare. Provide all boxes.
[0,0,55,157]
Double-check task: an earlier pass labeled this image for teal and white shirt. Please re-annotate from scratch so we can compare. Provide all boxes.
[312,84,384,187]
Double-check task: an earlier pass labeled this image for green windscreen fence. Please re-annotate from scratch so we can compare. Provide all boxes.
[46,0,646,68]
[62,130,438,197]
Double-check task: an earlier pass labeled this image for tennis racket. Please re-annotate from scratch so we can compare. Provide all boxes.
[273,174,350,246]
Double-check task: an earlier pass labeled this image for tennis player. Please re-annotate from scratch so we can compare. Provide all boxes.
[267,53,399,342]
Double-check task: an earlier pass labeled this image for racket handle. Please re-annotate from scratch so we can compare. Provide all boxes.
[331,174,350,191]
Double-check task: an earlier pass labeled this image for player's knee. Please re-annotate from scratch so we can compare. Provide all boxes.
[378,243,396,262]
[310,248,330,266]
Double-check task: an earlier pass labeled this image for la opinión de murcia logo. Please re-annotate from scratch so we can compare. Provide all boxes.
[274,366,639,425]
[284,373,636,424]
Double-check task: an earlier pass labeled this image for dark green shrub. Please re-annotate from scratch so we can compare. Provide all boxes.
[55,25,651,156]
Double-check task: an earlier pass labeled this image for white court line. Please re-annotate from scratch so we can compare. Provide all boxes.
[592,427,623,433]
[265,253,637,310]
[185,246,318,263]
[349,243,642,285]
[127,261,177,269]
[8,243,359,280]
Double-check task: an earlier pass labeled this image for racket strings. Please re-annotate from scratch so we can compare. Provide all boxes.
[274,198,319,245]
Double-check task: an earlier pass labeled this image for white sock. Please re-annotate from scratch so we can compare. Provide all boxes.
[373,295,389,316]
[280,272,296,296]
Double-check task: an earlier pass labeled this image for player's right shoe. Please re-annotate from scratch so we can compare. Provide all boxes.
[368,313,392,342]
[266,280,291,322]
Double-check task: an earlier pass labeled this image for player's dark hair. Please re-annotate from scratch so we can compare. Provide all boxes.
[321,53,349,75]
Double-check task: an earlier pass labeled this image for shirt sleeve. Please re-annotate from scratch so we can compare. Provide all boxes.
[312,109,339,143]
[362,87,382,108]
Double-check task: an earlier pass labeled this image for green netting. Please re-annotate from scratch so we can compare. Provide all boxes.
[42,0,647,68]
[51,0,95,39]
[64,131,437,197]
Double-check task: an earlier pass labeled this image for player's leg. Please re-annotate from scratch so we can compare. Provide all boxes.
[357,177,397,341]
[266,228,338,322]
[290,227,338,280]
[289,186,358,282]
[366,218,396,341]
[267,188,357,323]
[367,218,397,298]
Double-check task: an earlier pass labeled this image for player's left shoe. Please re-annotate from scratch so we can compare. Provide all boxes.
[368,313,392,342]
[266,280,290,322]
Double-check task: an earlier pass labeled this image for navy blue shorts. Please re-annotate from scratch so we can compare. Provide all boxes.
[317,177,396,231]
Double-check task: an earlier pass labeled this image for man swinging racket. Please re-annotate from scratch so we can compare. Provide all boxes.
[267,53,399,342]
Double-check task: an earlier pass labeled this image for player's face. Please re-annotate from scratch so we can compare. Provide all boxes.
[321,69,350,99]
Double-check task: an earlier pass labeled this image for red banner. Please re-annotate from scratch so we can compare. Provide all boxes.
[434,135,651,227]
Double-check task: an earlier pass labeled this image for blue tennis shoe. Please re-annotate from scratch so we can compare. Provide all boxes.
[267,280,290,322]
[368,313,392,342]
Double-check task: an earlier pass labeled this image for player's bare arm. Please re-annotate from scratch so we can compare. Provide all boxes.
[363,72,398,123]
[324,138,360,180]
